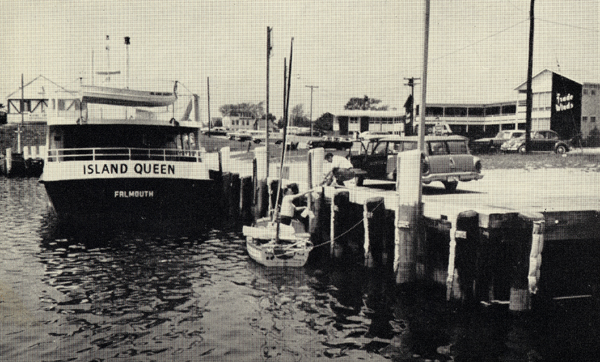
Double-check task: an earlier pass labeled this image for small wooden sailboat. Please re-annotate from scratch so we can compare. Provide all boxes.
[243,37,313,267]
[243,219,313,267]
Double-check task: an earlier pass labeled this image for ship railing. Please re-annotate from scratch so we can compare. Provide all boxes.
[47,147,203,163]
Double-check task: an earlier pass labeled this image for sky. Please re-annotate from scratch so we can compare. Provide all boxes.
[1,0,598,121]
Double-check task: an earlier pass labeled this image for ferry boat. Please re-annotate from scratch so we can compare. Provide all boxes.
[39,82,214,220]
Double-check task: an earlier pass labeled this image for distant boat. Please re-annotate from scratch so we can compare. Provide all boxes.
[81,82,178,108]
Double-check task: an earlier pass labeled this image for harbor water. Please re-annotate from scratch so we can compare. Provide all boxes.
[1,177,599,362]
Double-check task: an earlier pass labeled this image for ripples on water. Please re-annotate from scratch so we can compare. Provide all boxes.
[1,178,599,362]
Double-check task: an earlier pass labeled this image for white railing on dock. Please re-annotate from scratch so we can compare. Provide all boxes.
[47,147,203,163]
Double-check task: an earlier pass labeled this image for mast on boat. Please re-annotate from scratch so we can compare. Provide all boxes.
[275,38,294,243]
[266,27,272,177]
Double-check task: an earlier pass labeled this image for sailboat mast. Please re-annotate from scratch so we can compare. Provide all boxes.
[266,27,272,177]
[275,38,294,242]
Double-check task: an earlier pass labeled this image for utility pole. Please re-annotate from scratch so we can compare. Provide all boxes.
[525,0,535,153]
[305,85,318,136]
[419,0,430,154]
[404,77,420,134]
[207,77,211,136]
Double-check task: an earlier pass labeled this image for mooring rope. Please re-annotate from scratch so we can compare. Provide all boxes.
[247,194,386,259]
[304,197,387,251]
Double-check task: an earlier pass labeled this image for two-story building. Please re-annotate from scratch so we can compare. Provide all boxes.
[332,70,598,144]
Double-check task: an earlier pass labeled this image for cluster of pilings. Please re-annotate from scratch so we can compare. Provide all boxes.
[211,146,598,312]
[1,146,45,177]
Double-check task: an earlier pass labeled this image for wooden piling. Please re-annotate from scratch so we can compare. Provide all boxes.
[330,189,350,259]
[229,173,241,219]
[509,212,545,312]
[363,196,385,268]
[240,176,254,224]
[6,148,12,175]
[307,149,324,234]
[253,147,269,220]
[394,150,422,284]
[447,210,480,302]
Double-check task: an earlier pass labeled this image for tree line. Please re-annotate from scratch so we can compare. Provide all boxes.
[214,95,390,132]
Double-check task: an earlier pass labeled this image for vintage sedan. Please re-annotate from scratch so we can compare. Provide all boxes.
[500,130,572,154]
[349,135,483,191]
[470,130,525,154]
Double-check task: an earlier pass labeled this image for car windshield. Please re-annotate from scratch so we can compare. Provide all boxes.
[499,132,512,139]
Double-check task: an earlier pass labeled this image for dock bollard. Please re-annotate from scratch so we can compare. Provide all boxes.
[447,210,480,303]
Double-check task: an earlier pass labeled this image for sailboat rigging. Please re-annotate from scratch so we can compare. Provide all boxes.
[242,37,313,267]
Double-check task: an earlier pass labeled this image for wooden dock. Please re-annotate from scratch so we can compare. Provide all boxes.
[213,147,600,311]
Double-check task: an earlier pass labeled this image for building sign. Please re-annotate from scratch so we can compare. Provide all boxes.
[551,73,582,139]
[555,93,574,112]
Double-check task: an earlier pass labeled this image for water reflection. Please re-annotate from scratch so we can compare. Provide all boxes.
[1,178,598,361]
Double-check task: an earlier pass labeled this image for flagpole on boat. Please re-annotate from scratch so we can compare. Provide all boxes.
[275,37,294,243]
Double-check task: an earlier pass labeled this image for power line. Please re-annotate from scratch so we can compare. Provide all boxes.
[537,17,599,33]
[432,18,529,63]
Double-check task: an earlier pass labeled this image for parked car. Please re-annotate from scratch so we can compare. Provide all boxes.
[201,126,228,136]
[307,137,354,150]
[470,130,525,154]
[349,135,483,191]
[500,130,572,154]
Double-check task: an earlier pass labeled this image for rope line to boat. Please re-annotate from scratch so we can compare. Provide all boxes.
[311,197,386,250]
[271,198,387,257]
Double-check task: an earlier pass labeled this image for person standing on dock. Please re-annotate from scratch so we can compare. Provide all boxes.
[321,152,355,186]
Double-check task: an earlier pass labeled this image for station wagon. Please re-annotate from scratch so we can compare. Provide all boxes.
[349,135,483,191]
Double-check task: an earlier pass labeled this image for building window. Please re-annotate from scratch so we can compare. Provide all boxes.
[592,117,597,123]
[582,116,588,122]
[592,90,597,96]
[583,89,588,95]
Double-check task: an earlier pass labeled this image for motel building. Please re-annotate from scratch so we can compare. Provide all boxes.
[332,70,599,144]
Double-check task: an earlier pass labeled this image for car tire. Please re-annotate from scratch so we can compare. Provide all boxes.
[518,145,527,154]
[555,145,567,154]
[443,181,458,192]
